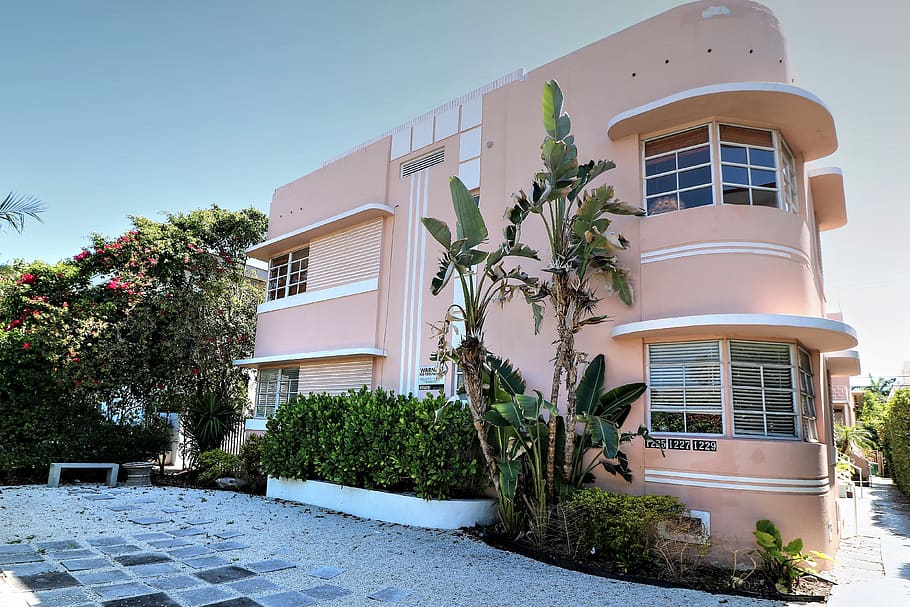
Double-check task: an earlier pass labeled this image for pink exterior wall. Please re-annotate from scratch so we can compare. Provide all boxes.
[246,0,860,564]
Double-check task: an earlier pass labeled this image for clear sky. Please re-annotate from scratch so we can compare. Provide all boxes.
[0,1,905,381]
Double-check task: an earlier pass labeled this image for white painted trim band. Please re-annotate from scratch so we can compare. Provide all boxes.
[641,241,810,265]
[234,347,386,367]
[644,475,829,494]
[645,469,829,487]
[257,278,378,314]
[612,313,857,343]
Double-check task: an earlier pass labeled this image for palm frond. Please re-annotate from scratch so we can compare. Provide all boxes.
[0,192,46,233]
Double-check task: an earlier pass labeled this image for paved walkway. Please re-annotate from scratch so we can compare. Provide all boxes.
[828,476,910,605]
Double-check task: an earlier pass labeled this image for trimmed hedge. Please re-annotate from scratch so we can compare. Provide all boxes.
[566,489,685,570]
[261,387,483,500]
[886,388,910,494]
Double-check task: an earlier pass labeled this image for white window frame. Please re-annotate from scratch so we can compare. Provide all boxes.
[255,367,300,419]
[266,246,310,302]
[642,122,799,217]
[642,125,715,216]
[646,340,726,436]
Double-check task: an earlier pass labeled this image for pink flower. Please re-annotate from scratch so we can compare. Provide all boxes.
[73,250,90,262]
[157,383,165,390]
[7,319,21,330]
[22,342,30,349]
[18,274,35,285]
[190,367,200,376]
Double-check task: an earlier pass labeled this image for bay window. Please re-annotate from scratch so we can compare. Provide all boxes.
[643,123,799,216]
[647,340,817,441]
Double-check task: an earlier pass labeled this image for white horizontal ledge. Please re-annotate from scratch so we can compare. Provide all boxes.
[234,347,386,368]
[257,278,378,314]
[247,203,394,261]
[612,313,857,352]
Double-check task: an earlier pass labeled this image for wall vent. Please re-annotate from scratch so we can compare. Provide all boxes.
[401,148,445,178]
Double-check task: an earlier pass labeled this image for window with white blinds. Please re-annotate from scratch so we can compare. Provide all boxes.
[255,367,300,418]
[797,347,817,441]
[648,341,724,434]
[298,358,373,395]
[730,341,798,438]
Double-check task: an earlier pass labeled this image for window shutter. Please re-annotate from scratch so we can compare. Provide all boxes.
[730,341,797,437]
[307,219,383,291]
[299,358,373,395]
[648,341,722,412]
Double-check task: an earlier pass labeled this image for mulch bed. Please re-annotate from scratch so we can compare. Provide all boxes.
[469,528,833,602]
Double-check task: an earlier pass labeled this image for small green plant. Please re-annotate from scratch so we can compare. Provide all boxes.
[752,519,832,593]
[239,434,266,493]
[197,449,241,483]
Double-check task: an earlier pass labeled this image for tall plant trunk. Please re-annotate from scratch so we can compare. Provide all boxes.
[460,340,500,494]
[547,273,571,498]
[562,320,579,484]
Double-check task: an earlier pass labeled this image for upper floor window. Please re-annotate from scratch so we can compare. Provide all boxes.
[267,246,309,301]
[644,123,799,216]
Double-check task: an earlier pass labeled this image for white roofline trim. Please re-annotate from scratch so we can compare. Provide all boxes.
[607,81,832,134]
[807,166,843,179]
[234,347,387,367]
[247,203,394,256]
[825,349,860,360]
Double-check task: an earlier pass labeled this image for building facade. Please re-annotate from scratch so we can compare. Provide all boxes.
[237,0,860,557]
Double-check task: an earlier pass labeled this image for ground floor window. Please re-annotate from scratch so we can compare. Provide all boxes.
[255,367,300,418]
[648,339,816,440]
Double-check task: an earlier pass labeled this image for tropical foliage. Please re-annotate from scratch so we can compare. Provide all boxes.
[0,192,45,233]
[752,519,831,594]
[885,388,910,494]
[0,205,266,481]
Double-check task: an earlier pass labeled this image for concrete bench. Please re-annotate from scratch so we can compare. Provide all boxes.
[47,463,119,488]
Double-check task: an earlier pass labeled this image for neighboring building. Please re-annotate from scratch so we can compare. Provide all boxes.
[236,0,860,559]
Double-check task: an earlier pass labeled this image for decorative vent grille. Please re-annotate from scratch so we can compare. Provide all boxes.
[401,148,445,178]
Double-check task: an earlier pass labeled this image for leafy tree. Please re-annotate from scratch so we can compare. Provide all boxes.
[0,192,45,233]
[865,375,895,399]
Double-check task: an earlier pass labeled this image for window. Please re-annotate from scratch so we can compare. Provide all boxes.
[644,126,714,215]
[730,341,798,438]
[266,246,309,301]
[643,123,798,216]
[648,341,724,434]
[255,367,299,418]
[647,339,817,441]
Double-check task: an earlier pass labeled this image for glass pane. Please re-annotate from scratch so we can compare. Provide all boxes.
[751,168,777,188]
[645,126,709,157]
[678,166,712,189]
[647,195,678,215]
[646,173,677,196]
[752,189,778,207]
[749,147,776,168]
[732,387,765,411]
[723,187,750,205]
[651,412,685,433]
[678,145,710,169]
[680,187,713,209]
[645,153,676,176]
[687,414,723,434]
[721,144,747,164]
[722,165,749,185]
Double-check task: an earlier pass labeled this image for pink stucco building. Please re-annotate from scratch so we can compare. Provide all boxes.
[237,0,861,558]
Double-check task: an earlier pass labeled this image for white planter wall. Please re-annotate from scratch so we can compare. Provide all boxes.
[267,477,496,529]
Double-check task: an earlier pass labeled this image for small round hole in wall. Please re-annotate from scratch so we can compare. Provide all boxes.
[707,48,712,53]
[664,59,670,64]
[632,72,637,77]
[749,49,754,54]
[779,58,783,63]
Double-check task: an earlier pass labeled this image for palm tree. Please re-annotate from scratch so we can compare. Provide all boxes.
[0,192,45,233]
[835,423,877,456]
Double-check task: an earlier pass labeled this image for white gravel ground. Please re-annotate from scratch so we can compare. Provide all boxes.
[0,484,791,607]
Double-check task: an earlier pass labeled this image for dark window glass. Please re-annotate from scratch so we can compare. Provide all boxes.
[678,145,710,169]
[751,168,777,189]
[722,165,749,185]
[678,166,712,189]
[749,148,776,168]
[680,187,713,209]
[645,154,676,176]
[752,189,778,207]
[646,173,677,196]
[723,187,750,205]
[721,144,748,164]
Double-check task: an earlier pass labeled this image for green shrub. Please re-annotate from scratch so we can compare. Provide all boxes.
[197,449,241,483]
[566,488,685,570]
[753,519,831,593]
[886,388,910,494]
[239,434,265,492]
[261,387,482,500]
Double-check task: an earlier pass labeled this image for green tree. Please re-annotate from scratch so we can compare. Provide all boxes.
[885,388,910,494]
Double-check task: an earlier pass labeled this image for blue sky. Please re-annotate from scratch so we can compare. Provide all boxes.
[0,1,905,379]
